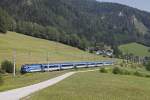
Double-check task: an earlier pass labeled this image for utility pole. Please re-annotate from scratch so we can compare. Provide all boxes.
[47,52,49,71]
[13,49,16,77]
[95,54,97,61]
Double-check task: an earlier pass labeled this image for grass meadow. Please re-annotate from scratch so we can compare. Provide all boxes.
[119,42,150,56]
[27,70,150,100]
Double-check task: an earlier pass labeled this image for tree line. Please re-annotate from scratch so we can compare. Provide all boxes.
[1,0,150,51]
[0,7,13,33]
[0,8,89,50]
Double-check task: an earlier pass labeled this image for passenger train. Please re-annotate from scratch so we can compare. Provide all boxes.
[20,61,114,73]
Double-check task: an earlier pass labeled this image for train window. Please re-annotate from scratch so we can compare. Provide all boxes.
[49,65,59,68]
[62,64,73,67]
[77,64,86,66]
[27,64,42,70]
[44,66,48,68]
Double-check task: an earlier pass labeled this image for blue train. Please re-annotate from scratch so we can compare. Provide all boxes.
[20,61,114,73]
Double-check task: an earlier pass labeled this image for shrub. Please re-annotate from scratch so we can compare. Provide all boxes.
[112,67,123,74]
[130,64,137,69]
[0,69,5,74]
[145,61,150,71]
[123,69,132,75]
[134,71,144,77]
[120,63,124,67]
[0,75,3,85]
[1,60,14,73]
[100,67,108,73]
[145,74,150,78]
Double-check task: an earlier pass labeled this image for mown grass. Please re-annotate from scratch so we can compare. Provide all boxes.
[0,31,108,70]
[27,71,150,100]
[119,42,150,56]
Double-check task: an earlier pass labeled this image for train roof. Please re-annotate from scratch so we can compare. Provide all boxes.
[22,61,114,66]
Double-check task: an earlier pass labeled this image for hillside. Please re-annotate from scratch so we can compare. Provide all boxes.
[0,31,105,67]
[119,43,150,56]
[0,0,150,49]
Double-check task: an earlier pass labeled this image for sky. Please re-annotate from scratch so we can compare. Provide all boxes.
[97,0,150,12]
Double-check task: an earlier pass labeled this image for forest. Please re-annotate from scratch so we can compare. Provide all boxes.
[0,0,150,50]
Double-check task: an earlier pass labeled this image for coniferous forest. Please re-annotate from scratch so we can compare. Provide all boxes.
[0,0,150,50]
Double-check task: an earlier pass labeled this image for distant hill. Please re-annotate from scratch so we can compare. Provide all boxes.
[0,0,150,49]
[0,31,105,67]
[119,43,150,56]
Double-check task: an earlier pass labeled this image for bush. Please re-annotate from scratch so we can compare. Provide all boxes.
[120,63,124,67]
[130,64,137,69]
[0,69,5,74]
[0,75,3,85]
[112,67,123,74]
[145,62,150,71]
[1,60,14,73]
[145,74,150,78]
[123,69,132,75]
[134,71,144,77]
[100,67,108,73]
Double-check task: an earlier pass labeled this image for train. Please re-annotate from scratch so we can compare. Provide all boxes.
[20,61,114,73]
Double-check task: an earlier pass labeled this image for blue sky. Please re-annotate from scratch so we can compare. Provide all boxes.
[97,0,150,12]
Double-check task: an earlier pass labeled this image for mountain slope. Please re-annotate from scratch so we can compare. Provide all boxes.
[0,0,150,48]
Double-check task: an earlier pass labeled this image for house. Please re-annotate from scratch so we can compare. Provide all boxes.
[96,49,113,56]
[105,50,113,56]
[96,50,103,55]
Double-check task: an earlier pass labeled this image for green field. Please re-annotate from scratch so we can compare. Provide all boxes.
[0,31,108,69]
[119,42,150,56]
[0,67,100,92]
[0,70,69,91]
[27,71,150,100]
[0,32,112,92]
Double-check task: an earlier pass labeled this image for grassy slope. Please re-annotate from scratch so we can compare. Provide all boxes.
[119,42,150,56]
[0,31,107,68]
[28,71,150,100]
[0,32,109,91]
